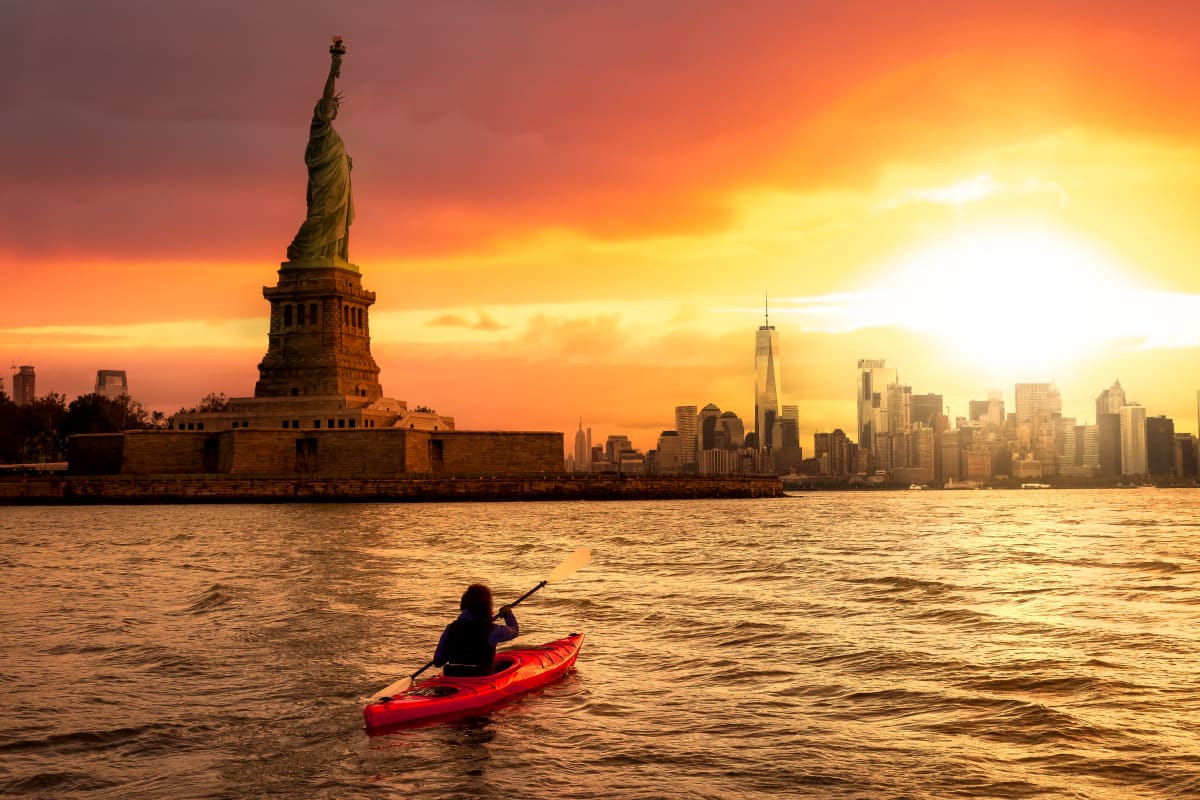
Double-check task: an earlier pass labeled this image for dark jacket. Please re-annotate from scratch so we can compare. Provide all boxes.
[433,608,519,676]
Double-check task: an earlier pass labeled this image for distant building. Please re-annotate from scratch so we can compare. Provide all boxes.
[969,390,1004,430]
[857,359,897,462]
[1096,413,1121,478]
[1060,424,1100,478]
[939,430,961,482]
[887,383,912,435]
[1015,382,1061,427]
[674,405,698,468]
[655,430,683,474]
[755,301,781,451]
[12,365,35,406]
[618,450,646,475]
[964,447,993,482]
[1146,416,1175,478]
[813,429,854,476]
[573,421,590,473]
[912,393,943,429]
[1015,382,1061,474]
[1119,404,1148,476]
[1011,452,1043,479]
[781,405,800,448]
[717,411,745,449]
[1096,380,1127,418]
[605,434,632,465]
[698,403,722,450]
[700,447,744,475]
[1175,434,1198,479]
[95,370,129,399]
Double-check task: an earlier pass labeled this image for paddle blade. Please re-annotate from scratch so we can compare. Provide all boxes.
[369,675,413,703]
[546,546,591,583]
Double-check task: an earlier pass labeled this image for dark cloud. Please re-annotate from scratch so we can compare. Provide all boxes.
[5,1,1200,260]
[426,311,506,330]
[427,313,471,328]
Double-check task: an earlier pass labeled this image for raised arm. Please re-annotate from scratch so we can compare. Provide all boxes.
[324,39,343,101]
[315,37,345,119]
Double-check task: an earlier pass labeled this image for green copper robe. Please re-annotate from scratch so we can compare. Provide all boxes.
[287,96,354,263]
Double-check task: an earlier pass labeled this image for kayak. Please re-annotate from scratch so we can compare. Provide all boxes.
[363,632,584,730]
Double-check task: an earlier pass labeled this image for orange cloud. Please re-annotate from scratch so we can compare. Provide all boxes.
[8,2,1200,448]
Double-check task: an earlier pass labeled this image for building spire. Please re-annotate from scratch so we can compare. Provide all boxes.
[764,292,769,327]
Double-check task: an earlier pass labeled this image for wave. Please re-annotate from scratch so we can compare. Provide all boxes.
[956,674,1141,697]
[919,694,1130,747]
[0,723,178,756]
[181,583,237,614]
[0,770,118,795]
[1113,560,1183,574]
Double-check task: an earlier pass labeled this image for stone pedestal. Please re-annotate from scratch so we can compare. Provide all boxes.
[255,260,383,400]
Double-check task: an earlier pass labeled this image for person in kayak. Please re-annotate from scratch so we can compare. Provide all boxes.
[433,583,519,677]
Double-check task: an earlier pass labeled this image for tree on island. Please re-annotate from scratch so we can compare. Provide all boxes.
[171,392,230,420]
[0,392,161,464]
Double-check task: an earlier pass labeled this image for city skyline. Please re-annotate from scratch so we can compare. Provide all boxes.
[4,3,1200,450]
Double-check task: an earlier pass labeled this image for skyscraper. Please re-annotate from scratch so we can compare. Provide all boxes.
[1015,382,1061,468]
[12,365,35,406]
[605,435,632,465]
[911,393,943,429]
[674,405,699,466]
[780,404,800,449]
[573,420,590,473]
[717,412,745,449]
[986,390,1005,429]
[698,403,722,451]
[1119,403,1147,476]
[1146,416,1176,477]
[755,301,781,451]
[95,370,128,399]
[1015,382,1062,428]
[1096,380,1127,419]
[857,359,897,455]
[886,384,913,435]
[1097,413,1121,478]
[1061,424,1100,477]
[655,430,683,474]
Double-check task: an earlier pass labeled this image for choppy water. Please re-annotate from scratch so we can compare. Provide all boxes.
[2,490,1199,799]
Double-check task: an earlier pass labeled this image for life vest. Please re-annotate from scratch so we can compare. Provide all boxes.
[441,617,495,676]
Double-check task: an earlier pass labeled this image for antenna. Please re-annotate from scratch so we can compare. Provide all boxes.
[764,292,769,326]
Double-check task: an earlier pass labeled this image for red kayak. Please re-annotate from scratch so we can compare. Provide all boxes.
[363,633,584,730]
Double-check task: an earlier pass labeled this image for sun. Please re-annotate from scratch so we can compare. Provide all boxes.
[868,222,1142,378]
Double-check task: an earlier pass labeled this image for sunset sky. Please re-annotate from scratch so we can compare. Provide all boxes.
[4,1,1200,450]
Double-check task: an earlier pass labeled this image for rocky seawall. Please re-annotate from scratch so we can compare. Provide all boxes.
[0,474,783,504]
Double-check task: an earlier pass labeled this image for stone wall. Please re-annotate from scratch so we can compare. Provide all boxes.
[67,434,125,475]
[225,429,302,475]
[122,431,211,474]
[67,428,564,478]
[0,474,783,504]
[431,431,564,475]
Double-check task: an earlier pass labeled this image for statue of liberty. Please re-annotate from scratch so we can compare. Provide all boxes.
[287,37,354,264]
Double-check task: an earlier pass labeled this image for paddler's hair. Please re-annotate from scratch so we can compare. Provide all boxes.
[460,583,493,619]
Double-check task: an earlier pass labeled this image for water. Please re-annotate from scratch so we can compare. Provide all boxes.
[2,490,1199,799]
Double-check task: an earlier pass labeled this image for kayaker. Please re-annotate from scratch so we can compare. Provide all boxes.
[433,583,519,677]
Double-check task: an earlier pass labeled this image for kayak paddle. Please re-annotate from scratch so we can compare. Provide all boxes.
[368,546,592,702]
